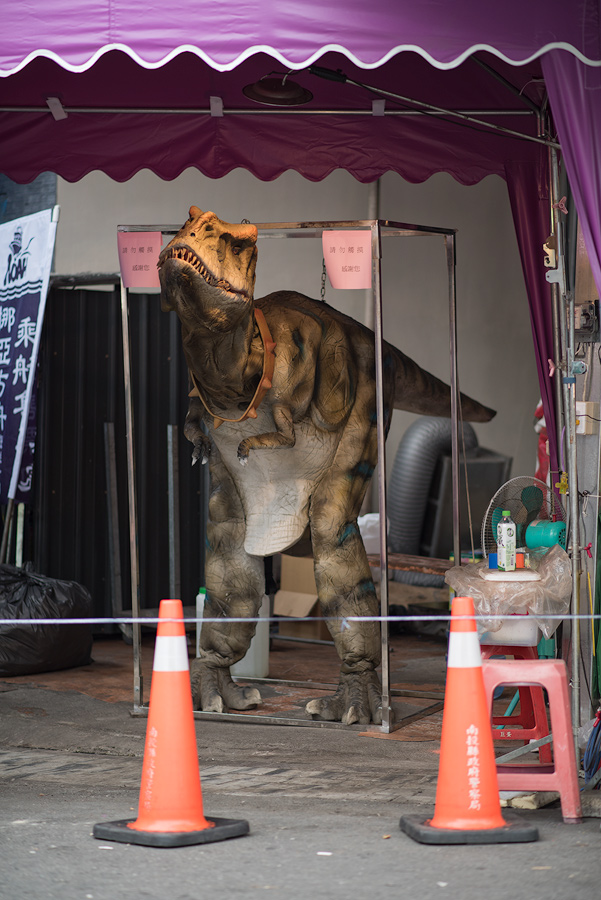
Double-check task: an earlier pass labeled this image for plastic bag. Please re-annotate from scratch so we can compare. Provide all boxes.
[0,564,93,676]
[578,716,598,750]
[444,544,572,639]
[358,513,388,582]
[358,513,385,554]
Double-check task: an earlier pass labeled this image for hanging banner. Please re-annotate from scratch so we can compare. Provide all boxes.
[117,231,162,288]
[0,208,58,504]
[322,230,373,289]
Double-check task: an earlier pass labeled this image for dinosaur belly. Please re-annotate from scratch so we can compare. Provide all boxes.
[211,407,338,556]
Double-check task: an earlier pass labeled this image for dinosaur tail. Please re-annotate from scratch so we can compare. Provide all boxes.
[389,344,495,423]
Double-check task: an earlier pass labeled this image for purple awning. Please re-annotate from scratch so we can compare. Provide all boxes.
[0,48,550,185]
[0,1,599,187]
[2,0,600,73]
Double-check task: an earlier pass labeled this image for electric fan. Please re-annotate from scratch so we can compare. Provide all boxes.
[480,476,566,559]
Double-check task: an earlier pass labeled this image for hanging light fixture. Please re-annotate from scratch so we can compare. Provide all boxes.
[242,71,313,106]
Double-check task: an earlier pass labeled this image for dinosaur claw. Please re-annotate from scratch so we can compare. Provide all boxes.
[191,659,262,712]
[191,441,210,466]
[306,671,383,725]
[342,706,359,726]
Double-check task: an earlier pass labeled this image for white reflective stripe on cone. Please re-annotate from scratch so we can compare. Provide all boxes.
[447,631,483,669]
[153,635,190,672]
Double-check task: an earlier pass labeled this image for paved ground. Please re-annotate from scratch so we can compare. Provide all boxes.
[1,632,600,900]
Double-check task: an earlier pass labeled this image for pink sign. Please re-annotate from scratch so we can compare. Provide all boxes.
[322,230,372,289]
[117,231,162,288]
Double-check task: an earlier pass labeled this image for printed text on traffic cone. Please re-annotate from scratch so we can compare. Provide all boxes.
[400,595,538,844]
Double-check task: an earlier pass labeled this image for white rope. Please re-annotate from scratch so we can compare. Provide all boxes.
[1,613,599,627]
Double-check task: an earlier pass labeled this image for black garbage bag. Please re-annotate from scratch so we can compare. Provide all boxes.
[0,564,93,676]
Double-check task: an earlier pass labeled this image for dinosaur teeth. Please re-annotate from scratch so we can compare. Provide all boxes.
[165,247,237,294]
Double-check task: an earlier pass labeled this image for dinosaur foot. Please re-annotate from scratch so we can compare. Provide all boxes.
[305,670,384,725]
[190,661,261,713]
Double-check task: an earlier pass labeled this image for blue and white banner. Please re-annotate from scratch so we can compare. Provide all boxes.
[0,208,58,504]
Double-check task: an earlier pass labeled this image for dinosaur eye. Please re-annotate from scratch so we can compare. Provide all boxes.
[232,245,242,255]
[190,232,196,237]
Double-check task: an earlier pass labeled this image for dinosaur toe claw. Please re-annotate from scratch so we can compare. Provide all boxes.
[306,671,383,725]
[190,659,262,712]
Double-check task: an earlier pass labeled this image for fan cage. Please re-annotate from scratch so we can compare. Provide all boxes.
[480,476,566,558]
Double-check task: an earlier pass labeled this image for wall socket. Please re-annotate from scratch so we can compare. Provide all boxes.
[575,401,600,435]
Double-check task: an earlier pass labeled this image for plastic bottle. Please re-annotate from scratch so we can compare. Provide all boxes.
[231,594,270,678]
[195,587,206,657]
[497,510,516,572]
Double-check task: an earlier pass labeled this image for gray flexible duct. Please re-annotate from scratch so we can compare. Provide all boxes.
[387,417,478,587]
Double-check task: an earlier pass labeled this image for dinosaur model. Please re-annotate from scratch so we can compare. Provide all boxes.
[158,206,495,725]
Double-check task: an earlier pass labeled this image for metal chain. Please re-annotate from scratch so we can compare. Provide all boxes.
[320,258,327,302]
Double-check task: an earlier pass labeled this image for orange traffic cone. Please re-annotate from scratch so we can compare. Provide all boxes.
[94,599,249,847]
[400,595,538,844]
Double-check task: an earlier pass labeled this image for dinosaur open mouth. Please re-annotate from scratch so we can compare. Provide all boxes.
[159,246,243,296]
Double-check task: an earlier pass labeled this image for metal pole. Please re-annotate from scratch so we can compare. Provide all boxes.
[364,183,380,329]
[446,235,461,566]
[104,421,126,635]
[167,424,181,598]
[372,221,392,732]
[120,282,143,709]
[547,143,565,475]
[365,183,380,515]
[548,149,581,756]
[15,503,24,568]
[567,292,581,755]
[551,282,565,461]
[0,498,14,564]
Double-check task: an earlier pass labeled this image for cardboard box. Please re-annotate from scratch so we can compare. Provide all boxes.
[273,554,332,642]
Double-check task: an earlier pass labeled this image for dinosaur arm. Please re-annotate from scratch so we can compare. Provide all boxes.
[183,396,212,465]
[236,402,296,465]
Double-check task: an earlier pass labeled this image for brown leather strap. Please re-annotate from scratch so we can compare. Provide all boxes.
[188,308,276,429]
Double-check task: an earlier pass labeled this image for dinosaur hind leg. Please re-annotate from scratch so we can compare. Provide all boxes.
[191,445,264,712]
[305,417,384,725]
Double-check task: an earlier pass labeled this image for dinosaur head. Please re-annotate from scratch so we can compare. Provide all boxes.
[158,206,258,332]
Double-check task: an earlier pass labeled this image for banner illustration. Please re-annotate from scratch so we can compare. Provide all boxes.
[0,208,58,504]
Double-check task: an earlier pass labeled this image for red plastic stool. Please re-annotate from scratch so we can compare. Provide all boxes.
[481,658,582,823]
[481,644,552,764]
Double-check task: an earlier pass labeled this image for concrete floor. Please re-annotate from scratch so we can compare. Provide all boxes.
[1,629,600,900]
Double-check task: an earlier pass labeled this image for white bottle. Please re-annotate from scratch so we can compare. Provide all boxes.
[195,587,206,657]
[497,510,516,572]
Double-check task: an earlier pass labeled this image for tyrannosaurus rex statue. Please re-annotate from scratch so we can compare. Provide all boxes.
[158,206,495,725]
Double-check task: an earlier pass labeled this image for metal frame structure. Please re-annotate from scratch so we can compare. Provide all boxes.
[118,218,461,733]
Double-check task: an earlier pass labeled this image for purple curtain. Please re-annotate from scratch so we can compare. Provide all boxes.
[542,50,601,300]
[505,156,559,477]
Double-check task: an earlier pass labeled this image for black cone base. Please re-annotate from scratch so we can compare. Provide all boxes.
[400,814,539,845]
[93,816,249,847]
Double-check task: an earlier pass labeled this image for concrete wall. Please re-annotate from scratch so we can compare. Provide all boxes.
[55,167,540,490]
